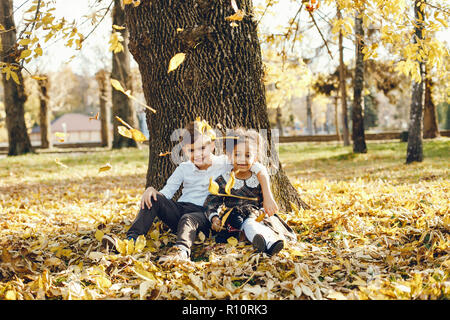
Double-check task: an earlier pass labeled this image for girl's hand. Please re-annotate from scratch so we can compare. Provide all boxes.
[263,196,278,216]
[141,186,160,210]
[211,216,222,232]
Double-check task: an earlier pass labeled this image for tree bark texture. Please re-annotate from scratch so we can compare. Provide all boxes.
[96,69,112,148]
[111,0,138,149]
[124,0,309,210]
[423,75,439,139]
[406,0,425,163]
[38,77,52,149]
[337,6,350,146]
[352,10,367,153]
[0,0,33,156]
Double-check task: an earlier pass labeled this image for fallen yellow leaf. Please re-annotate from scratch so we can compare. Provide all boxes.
[227,236,238,246]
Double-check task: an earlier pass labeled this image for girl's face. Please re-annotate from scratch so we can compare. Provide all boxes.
[231,141,257,173]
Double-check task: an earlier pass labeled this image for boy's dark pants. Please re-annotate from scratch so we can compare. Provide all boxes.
[126,193,210,252]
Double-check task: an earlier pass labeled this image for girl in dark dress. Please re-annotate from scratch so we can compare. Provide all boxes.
[204,128,297,256]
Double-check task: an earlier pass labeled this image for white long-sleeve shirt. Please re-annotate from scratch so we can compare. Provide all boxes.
[159,154,266,207]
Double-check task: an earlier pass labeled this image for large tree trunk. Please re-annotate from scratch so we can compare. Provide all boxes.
[423,74,439,139]
[96,69,112,148]
[38,77,52,149]
[406,0,425,163]
[124,0,309,210]
[352,8,367,153]
[337,6,350,146]
[0,0,33,156]
[111,0,138,149]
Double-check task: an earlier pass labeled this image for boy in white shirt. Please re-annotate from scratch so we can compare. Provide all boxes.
[103,120,277,259]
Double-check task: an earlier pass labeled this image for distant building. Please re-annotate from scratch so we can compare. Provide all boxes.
[30,113,106,144]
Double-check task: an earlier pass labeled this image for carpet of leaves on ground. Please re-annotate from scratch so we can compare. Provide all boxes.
[0,140,448,300]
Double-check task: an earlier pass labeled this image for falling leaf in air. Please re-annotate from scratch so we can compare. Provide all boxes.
[225,9,244,21]
[31,75,47,81]
[89,112,99,120]
[98,163,112,173]
[115,116,147,142]
[55,158,68,169]
[54,132,66,142]
[118,125,133,139]
[130,129,147,142]
[111,79,156,113]
[168,53,186,73]
[159,151,171,157]
[112,24,126,30]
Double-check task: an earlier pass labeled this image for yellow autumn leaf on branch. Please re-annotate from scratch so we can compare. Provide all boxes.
[19,49,32,60]
[168,53,186,73]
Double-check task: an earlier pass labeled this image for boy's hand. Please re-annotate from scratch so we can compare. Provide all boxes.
[263,196,278,216]
[211,216,222,232]
[141,186,160,210]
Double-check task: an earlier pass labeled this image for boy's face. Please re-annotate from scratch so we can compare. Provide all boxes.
[182,135,214,168]
[230,142,257,173]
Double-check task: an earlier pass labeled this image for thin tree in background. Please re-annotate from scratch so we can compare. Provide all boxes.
[37,76,51,149]
[111,0,137,149]
[337,4,350,146]
[95,69,112,148]
[352,3,367,153]
[0,0,33,156]
[406,0,425,163]
[423,67,440,139]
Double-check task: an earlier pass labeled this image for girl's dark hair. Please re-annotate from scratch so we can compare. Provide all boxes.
[224,127,265,162]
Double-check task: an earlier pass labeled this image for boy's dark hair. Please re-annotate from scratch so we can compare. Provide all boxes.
[180,120,216,146]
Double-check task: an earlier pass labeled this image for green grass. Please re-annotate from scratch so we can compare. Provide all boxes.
[0,147,148,185]
[278,138,450,183]
[1,138,448,186]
